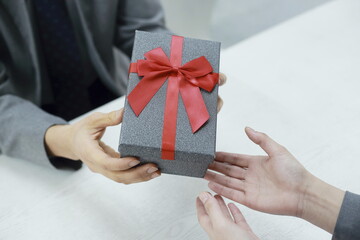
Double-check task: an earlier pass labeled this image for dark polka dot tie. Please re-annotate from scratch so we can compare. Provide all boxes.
[33,0,91,121]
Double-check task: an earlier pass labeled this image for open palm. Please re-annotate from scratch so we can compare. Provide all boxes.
[205,127,311,217]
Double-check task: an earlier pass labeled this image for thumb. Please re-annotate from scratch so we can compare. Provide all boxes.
[198,192,226,225]
[245,127,286,157]
[88,108,124,128]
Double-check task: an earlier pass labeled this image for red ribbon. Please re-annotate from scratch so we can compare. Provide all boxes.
[128,35,218,160]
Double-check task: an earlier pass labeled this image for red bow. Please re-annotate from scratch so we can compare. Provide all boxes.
[128,36,218,160]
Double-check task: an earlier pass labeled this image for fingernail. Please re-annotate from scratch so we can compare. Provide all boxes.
[147,167,158,174]
[221,74,227,84]
[217,100,223,112]
[151,173,160,179]
[128,160,140,168]
[199,192,211,203]
[246,126,256,133]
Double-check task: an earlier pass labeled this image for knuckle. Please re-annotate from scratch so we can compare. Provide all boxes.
[106,161,119,171]
[114,174,135,185]
[243,170,248,179]
[128,168,144,180]
[278,145,288,153]
[114,176,125,184]
[217,185,226,195]
[102,163,110,171]
[139,169,151,180]
[88,112,102,121]
[224,164,231,174]
[113,163,125,171]
[260,132,269,139]
[86,113,103,126]
[225,176,232,186]
[204,200,214,211]
[122,180,133,185]
[230,190,238,201]
[116,179,124,184]
[107,112,114,123]
[198,217,208,227]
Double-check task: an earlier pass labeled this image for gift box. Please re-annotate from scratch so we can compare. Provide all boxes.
[118,31,220,178]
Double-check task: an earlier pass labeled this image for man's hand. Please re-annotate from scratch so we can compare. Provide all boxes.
[205,127,345,233]
[45,108,160,184]
[217,73,226,112]
[196,192,259,240]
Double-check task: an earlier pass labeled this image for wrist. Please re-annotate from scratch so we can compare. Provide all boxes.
[45,124,77,160]
[299,173,345,233]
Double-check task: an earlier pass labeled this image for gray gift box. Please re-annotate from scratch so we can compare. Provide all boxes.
[118,31,220,178]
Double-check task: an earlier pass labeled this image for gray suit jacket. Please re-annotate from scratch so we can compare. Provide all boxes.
[0,0,168,168]
[333,191,360,240]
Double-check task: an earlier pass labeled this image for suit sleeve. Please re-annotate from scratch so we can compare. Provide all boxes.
[115,0,171,57]
[332,191,360,240]
[0,94,81,170]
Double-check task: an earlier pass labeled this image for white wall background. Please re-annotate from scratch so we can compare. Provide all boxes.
[160,0,331,48]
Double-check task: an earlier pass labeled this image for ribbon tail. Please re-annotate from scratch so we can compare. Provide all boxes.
[180,81,210,133]
[160,35,184,160]
[161,76,180,160]
[128,74,168,116]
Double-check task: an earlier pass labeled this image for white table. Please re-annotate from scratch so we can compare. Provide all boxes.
[1,0,360,239]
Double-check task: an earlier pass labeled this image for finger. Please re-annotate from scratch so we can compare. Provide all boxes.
[205,171,246,191]
[198,192,226,225]
[196,197,212,231]
[110,163,160,184]
[97,130,106,140]
[219,73,227,86]
[83,160,102,174]
[214,195,232,219]
[208,182,245,204]
[208,161,247,179]
[215,152,251,168]
[99,141,121,158]
[217,96,223,113]
[88,145,140,171]
[245,127,287,157]
[228,203,250,229]
[88,108,124,129]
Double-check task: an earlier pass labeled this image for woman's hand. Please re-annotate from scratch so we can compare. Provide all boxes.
[196,192,259,240]
[205,127,345,233]
[45,108,160,184]
[205,127,309,216]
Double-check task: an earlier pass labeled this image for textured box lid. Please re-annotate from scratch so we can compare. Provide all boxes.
[119,31,220,167]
